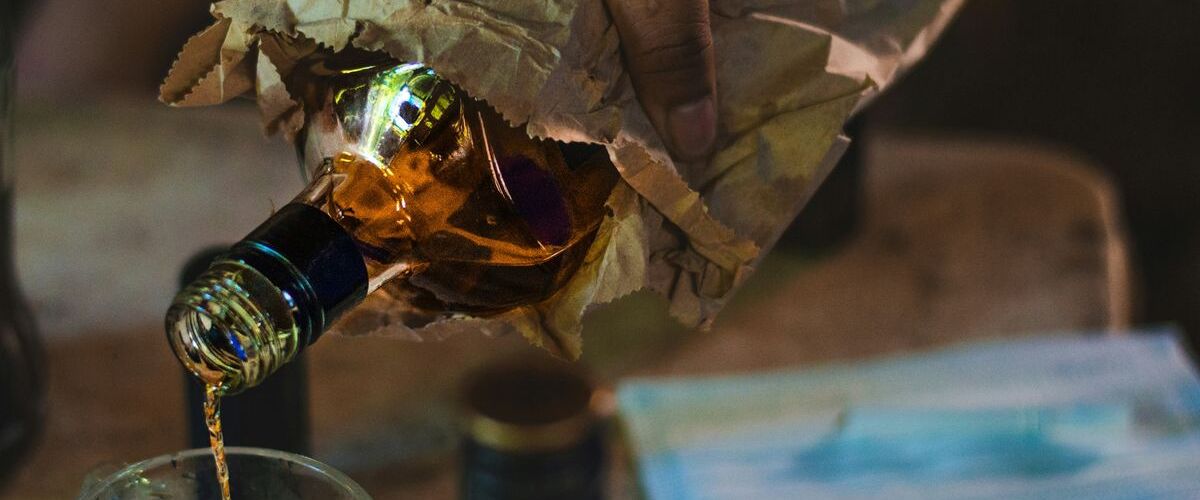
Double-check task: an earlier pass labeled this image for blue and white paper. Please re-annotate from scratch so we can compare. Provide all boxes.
[618,331,1200,499]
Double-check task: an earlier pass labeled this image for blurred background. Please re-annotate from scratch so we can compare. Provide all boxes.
[3,0,1200,498]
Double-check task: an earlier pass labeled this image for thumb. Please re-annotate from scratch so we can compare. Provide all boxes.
[605,0,717,161]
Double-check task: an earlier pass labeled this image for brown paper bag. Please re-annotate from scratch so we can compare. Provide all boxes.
[160,0,963,358]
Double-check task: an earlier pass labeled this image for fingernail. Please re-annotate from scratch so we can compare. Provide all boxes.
[667,97,716,159]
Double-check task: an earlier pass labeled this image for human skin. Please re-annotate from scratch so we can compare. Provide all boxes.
[604,0,718,162]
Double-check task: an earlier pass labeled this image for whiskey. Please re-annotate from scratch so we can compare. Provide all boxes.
[203,385,231,500]
[304,65,615,311]
[172,61,616,495]
[166,61,617,394]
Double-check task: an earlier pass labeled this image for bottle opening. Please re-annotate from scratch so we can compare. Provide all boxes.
[166,261,303,394]
[168,307,238,385]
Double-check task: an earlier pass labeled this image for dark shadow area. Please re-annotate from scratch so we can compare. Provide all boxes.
[798,1,1200,346]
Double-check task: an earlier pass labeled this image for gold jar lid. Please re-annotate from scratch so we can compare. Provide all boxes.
[461,358,600,453]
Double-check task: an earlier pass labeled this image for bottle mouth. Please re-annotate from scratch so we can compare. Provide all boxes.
[166,261,302,394]
[167,305,244,387]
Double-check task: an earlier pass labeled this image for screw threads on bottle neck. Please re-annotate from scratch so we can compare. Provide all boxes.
[167,203,368,394]
[166,260,303,394]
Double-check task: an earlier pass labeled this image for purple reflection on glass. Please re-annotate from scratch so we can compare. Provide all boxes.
[497,155,570,246]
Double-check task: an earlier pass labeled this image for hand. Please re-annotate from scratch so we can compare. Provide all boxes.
[605,0,717,161]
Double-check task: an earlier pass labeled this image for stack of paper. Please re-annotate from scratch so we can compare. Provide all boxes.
[618,331,1200,499]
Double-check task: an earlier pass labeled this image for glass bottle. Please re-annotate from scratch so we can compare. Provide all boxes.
[0,7,46,485]
[179,246,311,456]
[166,59,618,394]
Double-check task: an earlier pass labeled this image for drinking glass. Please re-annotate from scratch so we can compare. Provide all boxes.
[77,447,371,500]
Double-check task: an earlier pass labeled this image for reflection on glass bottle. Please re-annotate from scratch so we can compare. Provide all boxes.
[167,60,618,394]
[0,10,46,485]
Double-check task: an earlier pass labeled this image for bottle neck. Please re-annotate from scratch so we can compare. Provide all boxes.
[238,203,370,335]
[167,203,368,394]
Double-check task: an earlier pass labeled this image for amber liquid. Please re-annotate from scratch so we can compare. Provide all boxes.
[299,96,617,315]
[184,62,617,493]
[204,385,231,500]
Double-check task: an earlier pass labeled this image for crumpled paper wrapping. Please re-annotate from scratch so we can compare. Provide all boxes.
[160,0,963,359]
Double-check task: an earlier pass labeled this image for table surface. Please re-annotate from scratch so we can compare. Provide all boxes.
[0,99,1131,499]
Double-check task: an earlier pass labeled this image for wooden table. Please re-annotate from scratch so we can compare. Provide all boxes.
[0,99,1132,498]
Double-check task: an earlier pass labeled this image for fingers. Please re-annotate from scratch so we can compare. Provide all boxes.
[605,0,717,161]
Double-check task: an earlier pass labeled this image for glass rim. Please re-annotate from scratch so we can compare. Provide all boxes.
[77,446,370,499]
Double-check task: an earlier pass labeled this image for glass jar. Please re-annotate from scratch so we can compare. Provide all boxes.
[77,447,371,499]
